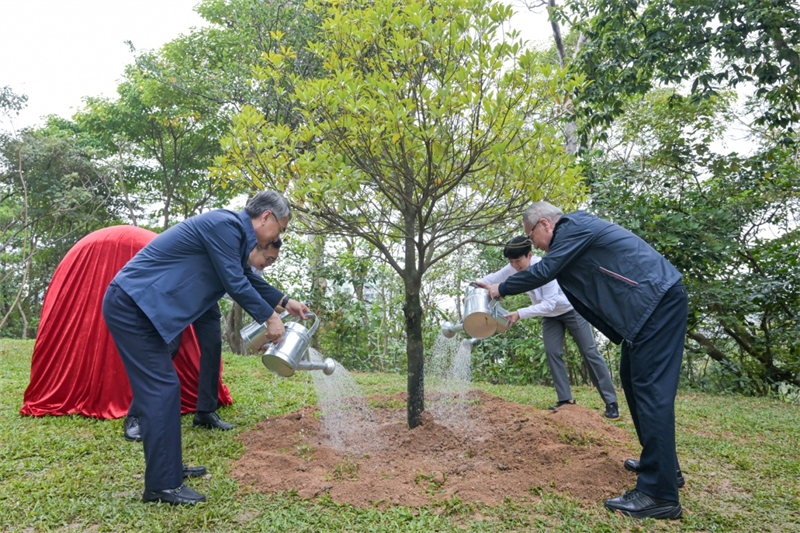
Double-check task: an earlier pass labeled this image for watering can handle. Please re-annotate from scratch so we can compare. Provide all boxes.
[285,311,320,336]
[305,312,319,336]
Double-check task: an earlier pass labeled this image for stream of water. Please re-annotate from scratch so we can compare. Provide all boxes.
[424,334,479,435]
[307,348,380,454]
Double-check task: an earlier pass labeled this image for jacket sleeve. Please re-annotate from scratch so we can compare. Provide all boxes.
[499,215,596,297]
[196,217,275,323]
[245,269,285,308]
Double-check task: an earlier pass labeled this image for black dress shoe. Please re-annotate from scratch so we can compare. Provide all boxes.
[623,458,685,488]
[605,402,620,420]
[604,489,682,519]
[182,464,207,478]
[193,411,235,431]
[547,399,575,411]
[123,415,142,442]
[142,484,206,505]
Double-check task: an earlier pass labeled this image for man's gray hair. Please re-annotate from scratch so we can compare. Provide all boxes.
[523,201,563,226]
[245,190,292,221]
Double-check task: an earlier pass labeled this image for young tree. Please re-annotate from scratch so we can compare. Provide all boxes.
[214,0,585,427]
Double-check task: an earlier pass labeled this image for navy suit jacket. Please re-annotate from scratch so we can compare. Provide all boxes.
[114,209,284,343]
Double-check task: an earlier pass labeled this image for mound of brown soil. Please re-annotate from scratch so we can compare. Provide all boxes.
[232,391,637,507]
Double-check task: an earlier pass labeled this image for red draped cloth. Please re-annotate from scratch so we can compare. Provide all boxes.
[21,225,232,419]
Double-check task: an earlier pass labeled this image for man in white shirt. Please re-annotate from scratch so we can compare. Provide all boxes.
[479,236,619,419]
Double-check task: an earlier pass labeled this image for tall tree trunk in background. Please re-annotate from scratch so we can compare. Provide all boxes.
[0,146,32,332]
[309,234,327,351]
[225,302,247,355]
[116,143,138,226]
[544,0,582,154]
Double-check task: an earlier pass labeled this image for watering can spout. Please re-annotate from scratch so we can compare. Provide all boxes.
[296,357,336,375]
[440,320,464,338]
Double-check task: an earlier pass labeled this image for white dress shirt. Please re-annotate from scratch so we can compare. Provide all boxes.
[479,257,573,319]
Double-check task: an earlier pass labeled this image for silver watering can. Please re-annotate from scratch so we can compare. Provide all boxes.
[441,283,511,339]
[240,312,336,377]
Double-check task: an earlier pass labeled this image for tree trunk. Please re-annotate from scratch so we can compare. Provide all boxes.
[309,234,327,350]
[404,274,425,429]
[224,302,248,355]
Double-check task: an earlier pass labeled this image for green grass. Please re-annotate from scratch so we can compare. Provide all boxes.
[1,338,799,532]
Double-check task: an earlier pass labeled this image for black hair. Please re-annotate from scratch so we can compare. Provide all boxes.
[503,236,531,260]
[269,238,283,249]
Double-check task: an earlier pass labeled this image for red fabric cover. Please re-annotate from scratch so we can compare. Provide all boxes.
[20,225,232,419]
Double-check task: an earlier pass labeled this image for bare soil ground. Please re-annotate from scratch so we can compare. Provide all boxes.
[232,391,637,507]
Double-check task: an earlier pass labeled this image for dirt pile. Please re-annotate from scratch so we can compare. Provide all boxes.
[232,391,637,507]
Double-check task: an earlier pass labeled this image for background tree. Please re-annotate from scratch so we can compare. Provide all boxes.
[76,65,233,230]
[214,0,585,427]
[1,113,121,337]
[563,0,800,138]
[131,0,326,350]
[586,87,800,395]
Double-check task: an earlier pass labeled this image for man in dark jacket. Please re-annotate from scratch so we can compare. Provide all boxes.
[478,201,687,520]
[122,239,286,443]
[103,191,308,505]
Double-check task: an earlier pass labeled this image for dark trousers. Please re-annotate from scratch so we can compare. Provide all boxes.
[103,282,183,491]
[620,280,687,502]
[193,304,222,413]
[126,303,222,418]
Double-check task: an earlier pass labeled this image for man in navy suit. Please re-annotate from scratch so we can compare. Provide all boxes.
[103,191,307,505]
[122,239,286,442]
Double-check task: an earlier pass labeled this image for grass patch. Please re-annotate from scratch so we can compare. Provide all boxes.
[1,339,799,532]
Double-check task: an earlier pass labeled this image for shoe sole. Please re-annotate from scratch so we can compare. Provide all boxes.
[605,502,682,520]
[192,422,234,430]
[142,496,206,505]
[623,462,686,488]
[605,415,620,420]
[123,434,142,442]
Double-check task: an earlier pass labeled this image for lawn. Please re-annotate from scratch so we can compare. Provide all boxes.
[1,338,798,532]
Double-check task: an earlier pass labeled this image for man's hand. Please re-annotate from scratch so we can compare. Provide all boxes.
[265,312,286,344]
[475,281,501,299]
[284,299,309,320]
[504,311,520,327]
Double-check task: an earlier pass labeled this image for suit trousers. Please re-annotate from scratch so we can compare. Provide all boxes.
[542,310,617,405]
[103,282,183,491]
[193,303,222,413]
[620,280,687,502]
[126,304,222,418]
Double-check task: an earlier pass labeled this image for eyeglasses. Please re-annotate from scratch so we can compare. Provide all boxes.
[527,219,542,240]
[262,255,278,265]
[271,212,287,234]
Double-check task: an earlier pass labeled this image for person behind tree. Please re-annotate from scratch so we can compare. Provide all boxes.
[477,236,619,419]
